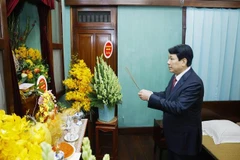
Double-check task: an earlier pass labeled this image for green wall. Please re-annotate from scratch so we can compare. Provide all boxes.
[20,2,41,50]
[61,1,71,79]
[117,6,182,127]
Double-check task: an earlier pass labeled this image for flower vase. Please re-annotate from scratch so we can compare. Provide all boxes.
[98,105,115,122]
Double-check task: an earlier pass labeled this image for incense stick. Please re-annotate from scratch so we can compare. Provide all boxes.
[125,67,140,90]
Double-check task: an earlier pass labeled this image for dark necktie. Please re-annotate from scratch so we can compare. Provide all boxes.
[171,77,177,91]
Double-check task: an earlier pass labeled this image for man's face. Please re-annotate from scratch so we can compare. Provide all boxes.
[167,54,186,75]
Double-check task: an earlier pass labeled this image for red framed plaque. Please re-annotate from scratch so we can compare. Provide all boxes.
[103,41,113,59]
[37,75,48,93]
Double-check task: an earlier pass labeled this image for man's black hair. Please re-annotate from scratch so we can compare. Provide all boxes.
[168,44,193,66]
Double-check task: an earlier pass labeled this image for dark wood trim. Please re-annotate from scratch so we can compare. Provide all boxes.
[0,39,4,48]
[50,0,65,99]
[182,7,186,44]
[65,0,240,8]
[66,0,181,6]
[119,101,240,135]
[184,0,240,8]
[48,10,53,61]
[202,101,240,122]
[52,43,63,49]
[118,127,153,135]
[72,7,116,30]
[0,0,15,114]
[47,9,57,96]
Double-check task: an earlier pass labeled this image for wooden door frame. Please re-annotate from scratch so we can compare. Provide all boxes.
[48,0,65,99]
[71,6,117,72]
[0,0,15,113]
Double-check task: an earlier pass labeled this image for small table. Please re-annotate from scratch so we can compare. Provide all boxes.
[95,117,118,160]
[72,119,88,152]
[60,118,88,159]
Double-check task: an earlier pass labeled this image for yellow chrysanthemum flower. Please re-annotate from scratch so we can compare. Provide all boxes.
[0,110,52,160]
[34,49,42,61]
[27,71,33,79]
[63,59,93,112]
[25,59,34,66]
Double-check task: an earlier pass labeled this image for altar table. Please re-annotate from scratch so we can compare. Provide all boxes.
[60,118,88,159]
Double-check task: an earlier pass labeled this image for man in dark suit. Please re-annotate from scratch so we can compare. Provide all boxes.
[138,44,204,160]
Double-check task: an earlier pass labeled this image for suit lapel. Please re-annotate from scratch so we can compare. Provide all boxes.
[168,68,193,99]
[166,75,175,97]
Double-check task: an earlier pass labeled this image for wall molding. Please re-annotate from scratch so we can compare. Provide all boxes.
[65,0,240,8]
[119,127,153,135]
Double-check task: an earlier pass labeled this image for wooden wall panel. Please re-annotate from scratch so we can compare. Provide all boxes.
[95,32,116,72]
[72,7,117,74]
[76,33,94,71]
[202,101,240,122]
[74,30,116,73]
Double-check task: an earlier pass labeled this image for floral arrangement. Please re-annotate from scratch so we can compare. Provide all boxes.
[14,45,50,98]
[88,55,122,108]
[35,90,63,146]
[8,12,49,98]
[35,90,58,123]
[0,110,54,160]
[63,58,93,112]
[15,45,49,84]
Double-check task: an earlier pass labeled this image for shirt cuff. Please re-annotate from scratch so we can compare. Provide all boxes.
[147,92,153,101]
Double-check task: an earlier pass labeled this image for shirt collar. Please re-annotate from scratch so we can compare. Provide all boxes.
[175,66,191,82]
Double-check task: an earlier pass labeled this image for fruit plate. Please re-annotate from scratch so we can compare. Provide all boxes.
[58,142,75,159]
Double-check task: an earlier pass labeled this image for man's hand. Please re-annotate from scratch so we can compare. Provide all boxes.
[138,89,153,101]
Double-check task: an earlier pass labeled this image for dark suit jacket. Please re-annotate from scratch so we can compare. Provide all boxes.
[148,68,204,156]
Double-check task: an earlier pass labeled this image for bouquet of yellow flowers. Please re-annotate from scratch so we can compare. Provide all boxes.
[14,45,50,84]
[63,58,93,112]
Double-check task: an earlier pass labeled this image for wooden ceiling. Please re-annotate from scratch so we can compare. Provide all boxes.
[65,0,240,8]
